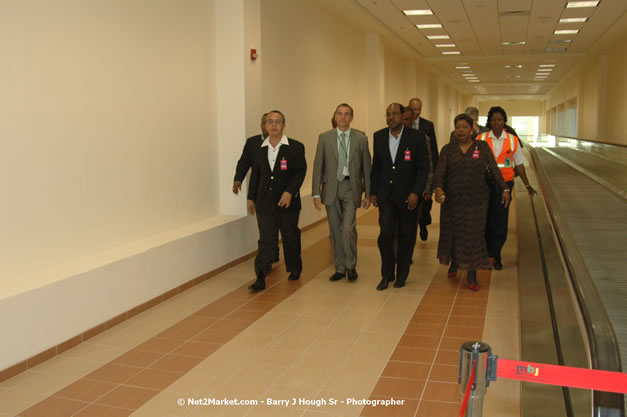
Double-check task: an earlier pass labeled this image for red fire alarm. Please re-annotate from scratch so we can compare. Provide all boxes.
[250,49,258,61]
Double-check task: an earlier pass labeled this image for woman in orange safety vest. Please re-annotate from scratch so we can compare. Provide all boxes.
[478,106,537,270]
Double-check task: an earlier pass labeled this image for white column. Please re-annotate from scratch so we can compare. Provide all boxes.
[597,55,608,141]
[215,0,254,216]
[365,34,385,136]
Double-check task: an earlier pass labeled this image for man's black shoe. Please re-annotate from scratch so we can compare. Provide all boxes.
[248,278,265,292]
[329,272,346,281]
[347,269,358,282]
[419,225,428,241]
[393,280,406,288]
[288,272,300,281]
[494,260,503,270]
[376,278,390,291]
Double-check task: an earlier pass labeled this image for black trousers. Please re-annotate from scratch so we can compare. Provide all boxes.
[486,180,514,261]
[255,209,302,278]
[378,196,418,283]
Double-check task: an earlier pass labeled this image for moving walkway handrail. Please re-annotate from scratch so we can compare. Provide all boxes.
[527,144,624,417]
[540,133,627,148]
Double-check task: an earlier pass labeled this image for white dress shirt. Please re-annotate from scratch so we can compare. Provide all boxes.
[487,131,525,166]
[261,135,289,170]
[388,127,403,163]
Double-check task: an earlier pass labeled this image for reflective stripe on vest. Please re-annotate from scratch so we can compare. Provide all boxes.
[479,132,518,181]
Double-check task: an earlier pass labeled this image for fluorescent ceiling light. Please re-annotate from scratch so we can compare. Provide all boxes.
[504,65,523,68]
[462,73,476,77]
[468,80,480,82]
[417,24,442,29]
[566,1,599,8]
[427,35,450,39]
[455,66,471,69]
[435,44,456,47]
[506,75,521,78]
[554,29,579,34]
[559,17,587,23]
[502,41,526,46]
[546,47,567,52]
[442,51,461,55]
[403,9,433,15]
[550,39,573,43]
[539,64,556,67]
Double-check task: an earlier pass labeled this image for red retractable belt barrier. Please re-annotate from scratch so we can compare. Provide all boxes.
[497,359,627,394]
[459,359,477,417]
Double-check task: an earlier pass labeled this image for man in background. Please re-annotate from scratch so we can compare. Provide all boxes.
[408,98,438,241]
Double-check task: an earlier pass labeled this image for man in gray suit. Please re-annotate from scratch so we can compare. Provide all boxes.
[312,103,372,282]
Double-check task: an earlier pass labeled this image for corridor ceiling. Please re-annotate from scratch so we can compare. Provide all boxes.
[354,0,627,97]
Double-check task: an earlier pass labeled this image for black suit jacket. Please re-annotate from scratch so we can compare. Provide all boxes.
[247,138,307,212]
[417,117,439,167]
[233,134,264,182]
[370,127,430,206]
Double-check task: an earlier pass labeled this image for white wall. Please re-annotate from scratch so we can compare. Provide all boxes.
[0,0,219,292]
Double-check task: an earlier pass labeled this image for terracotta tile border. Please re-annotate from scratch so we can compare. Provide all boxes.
[16,224,333,417]
[0,218,327,383]
[360,269,492,417]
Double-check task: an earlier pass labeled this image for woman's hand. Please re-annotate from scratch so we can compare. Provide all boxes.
[502,190,511,208]
[435,188,446,204]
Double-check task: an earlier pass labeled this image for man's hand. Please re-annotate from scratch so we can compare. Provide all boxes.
[232,181,242,195]
[501,191,511,208]
[525,185,537,197]
[406,193,419,210]
[278,192,292,208]
[423,191,432,201]
[247,199,255,215]
[370,195,378,207]
[313,197,322,211]
[362,198,371,209]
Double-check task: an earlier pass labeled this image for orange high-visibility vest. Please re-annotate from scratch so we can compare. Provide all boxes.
[478,131,519,182]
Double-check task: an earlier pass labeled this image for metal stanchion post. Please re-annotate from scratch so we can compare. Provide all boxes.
[458,341,498,417]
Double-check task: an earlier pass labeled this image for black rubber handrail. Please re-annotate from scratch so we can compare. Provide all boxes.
[526,143,624,417]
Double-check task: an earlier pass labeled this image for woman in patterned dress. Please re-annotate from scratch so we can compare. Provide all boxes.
[433,114,510,291]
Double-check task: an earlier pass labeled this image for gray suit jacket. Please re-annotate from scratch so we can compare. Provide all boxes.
[312,128,372,206]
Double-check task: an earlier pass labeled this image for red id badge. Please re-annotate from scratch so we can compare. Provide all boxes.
[404,149,411,161]
[472,149,480,159]
[280,158,287,170]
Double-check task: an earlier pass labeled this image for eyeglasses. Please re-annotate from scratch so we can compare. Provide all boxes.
[266,119,283,125]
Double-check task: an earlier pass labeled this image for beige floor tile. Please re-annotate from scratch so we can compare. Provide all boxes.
[0,388,44,415]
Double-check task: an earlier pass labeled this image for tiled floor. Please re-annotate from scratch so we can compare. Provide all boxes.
[2,204,521,417]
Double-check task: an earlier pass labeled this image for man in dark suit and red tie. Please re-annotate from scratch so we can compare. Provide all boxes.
[370,103,430,290]
[247,110,307,292]
[408,97,438,242]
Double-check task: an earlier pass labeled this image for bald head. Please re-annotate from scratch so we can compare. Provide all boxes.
[408,98,422,121]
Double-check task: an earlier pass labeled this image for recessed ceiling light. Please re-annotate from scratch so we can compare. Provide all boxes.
[550,39,573,43]
[417,24,443,29]
[554,29,579,34]
[403,9,433,15]
[427,35,450,39]
[435,44,456,47]
[442,51,461,55]
[539,64,556,67]
[455,66,471,69]
[502,41,526,46]
[468,80,480,82]
[506,75,521,78]
[504,65,523,68]
[546,47,567,52]
[566,1,599,8]
[559,17,588,23]
[538,69,553,73]
[460,70,473,73]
